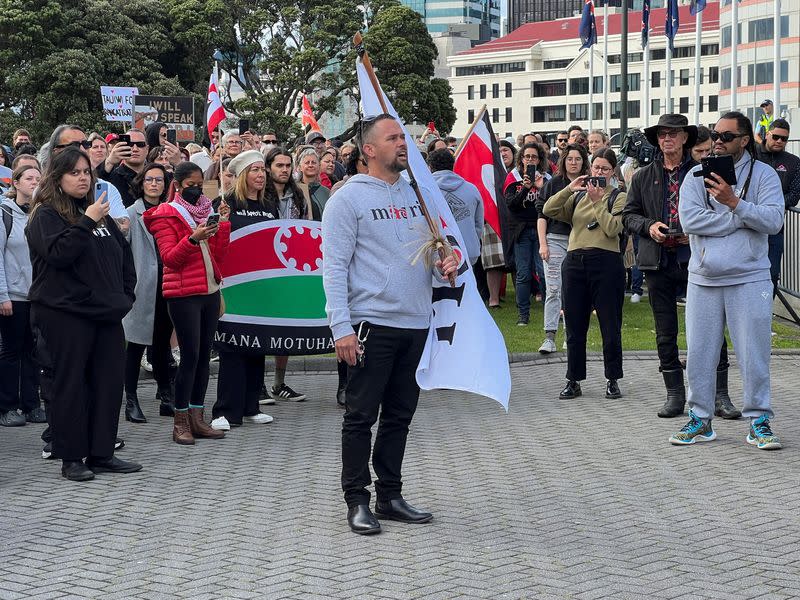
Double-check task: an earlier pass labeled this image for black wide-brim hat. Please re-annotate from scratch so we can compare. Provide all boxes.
[644,114,698,149]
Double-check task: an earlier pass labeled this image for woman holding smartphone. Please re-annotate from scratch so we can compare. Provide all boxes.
[144,162,231,445]
[543,148,627,401]
[26,147,140,480]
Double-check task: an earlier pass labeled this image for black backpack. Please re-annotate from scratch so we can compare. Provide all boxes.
[575,188,628,254]
[1,205,12,240]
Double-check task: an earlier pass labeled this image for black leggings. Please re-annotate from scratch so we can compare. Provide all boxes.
[0,301,39,413]
[124,291,173,394]
[167,292,220,410]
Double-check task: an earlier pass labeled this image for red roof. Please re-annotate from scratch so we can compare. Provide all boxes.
[458,2,721,56]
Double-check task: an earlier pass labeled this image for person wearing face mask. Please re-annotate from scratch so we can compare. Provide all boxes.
[0,165,47,427]
[210,151,276,431]
[26,147,140,481]
[121,163,175,423]
[544,148,627,401]
[144,162,231,445]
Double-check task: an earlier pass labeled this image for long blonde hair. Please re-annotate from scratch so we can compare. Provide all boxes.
[229,163,266,210]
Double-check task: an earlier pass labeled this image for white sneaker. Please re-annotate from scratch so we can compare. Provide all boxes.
[630,293,642,303]
[243,413,274,424]
[140,356,153,372]
[538,338,557,354]
[210,416,230,431]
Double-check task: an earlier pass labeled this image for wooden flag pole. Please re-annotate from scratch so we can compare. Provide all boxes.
[353,32,455,287]
[453,104,487,160]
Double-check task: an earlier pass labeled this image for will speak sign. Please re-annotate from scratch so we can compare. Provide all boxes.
[132,96,195,141]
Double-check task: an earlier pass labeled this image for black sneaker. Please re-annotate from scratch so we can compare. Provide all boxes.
[605,379,622,399]
[25,406,48,423]
[516,315,529,327]
[0,410,26,427]
[269,383,307,402]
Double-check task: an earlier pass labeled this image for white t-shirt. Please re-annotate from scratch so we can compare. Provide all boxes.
[98,179,128,221]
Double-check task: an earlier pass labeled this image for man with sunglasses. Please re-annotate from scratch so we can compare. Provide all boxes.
[550,130,569,164]
[624,114,737,420]
[98,128,150,208]
[756,118,800,297]
[670,111,784,450]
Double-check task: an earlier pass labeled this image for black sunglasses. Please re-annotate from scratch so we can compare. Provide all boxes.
[263,138,277,144]
[55,140,92,150]
[709,131,743,143]
[770,134,789,142]
[128,141,147,148]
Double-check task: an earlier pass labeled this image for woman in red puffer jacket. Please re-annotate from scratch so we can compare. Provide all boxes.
[144,162,230,446]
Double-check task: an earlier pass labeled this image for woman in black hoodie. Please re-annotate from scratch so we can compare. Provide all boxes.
[26,147,141,482]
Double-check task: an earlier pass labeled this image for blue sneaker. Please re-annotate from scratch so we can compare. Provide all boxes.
[669,410,716,445]
[746,415,782,450]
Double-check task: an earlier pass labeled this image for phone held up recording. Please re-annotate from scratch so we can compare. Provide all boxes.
[693,154,737,189]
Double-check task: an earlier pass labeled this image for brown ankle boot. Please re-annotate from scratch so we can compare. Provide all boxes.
[188,407,225,439]
[173,411,195,445]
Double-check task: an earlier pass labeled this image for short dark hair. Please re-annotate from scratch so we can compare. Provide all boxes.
[133,162,170,204]
[696,125,711,145]
[567,125,584,135]
[769,118,790,133]
[719,111,757,156]
[557,130,569,137]
[357,113,396,153]
[428,148,455,172]
[173,161,203,186]
[345,145,363,177]
[591,147,618,169]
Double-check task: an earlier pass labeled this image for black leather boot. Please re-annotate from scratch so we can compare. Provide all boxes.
[125,392,147,423]
[559,380,582,399]
[658,369,686,418]
[157,387,175,417]
[714,368,742,419]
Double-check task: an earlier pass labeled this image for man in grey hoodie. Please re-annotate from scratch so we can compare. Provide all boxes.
[671,111,784,450]
[322,114,458,535]
[428,149,483,265]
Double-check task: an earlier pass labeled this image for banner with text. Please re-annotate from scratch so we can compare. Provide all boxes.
[100,86,139,122]
[132,95,195,141]
[215,220,333,356]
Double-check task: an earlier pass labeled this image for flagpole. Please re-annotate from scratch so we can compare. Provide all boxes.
[602,1,608,134]
[666,44,672,114]
[694,10,702,125]
[731,0,738,111]
[644,41,650,125]
[453,104,487,159]
[353,32,455,287]
[215,59,226,197]
[773,0,781,116]
[589,48,594,131]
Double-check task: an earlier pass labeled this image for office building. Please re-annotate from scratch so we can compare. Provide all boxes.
[401,0,501,45]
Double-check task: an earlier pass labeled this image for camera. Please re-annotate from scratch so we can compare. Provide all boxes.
[621,129,655,167]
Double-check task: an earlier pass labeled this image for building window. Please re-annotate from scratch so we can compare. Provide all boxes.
[505,107,512,122]
[593,76,603,93]
[709,95,718,113]
[480,84,486,100]
[492,83,499,99]
[505,82,512,97]
[652,71,661,88]
[593,103,603,120]
[699,96,704,113]
[467,109,475,123]
[610,102,621,120]
[721,24,741,49]
[747,61,790,86]
[455,62,525,76]
[492,108,499,123]
[570,103,588,121]
[628,101,640,119]
[652,99,661,116]
[679,69,690,86]
[708,67,719,84]
[570,77,589,95]
[651,49,666,61]
[609,74,640,93]
[543,59,571,69]
[679,97,689,113]
[532,80,566,97]
[721,68,730,89]
[467,85,474,100]
[748,16,790,42]
[531,105,567,123]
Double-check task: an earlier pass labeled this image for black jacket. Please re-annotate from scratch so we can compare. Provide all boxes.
[622,153,696,271]
[756,144,800,210]
[536,175,572,236]
[26,205,136,322]
[98,163,138,208]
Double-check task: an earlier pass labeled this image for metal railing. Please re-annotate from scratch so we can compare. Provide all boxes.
[777,206,800,324]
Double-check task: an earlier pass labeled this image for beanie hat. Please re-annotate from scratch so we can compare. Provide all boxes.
[227,150,264,177]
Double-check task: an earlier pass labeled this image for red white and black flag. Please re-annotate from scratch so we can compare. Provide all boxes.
[206,70,226,136]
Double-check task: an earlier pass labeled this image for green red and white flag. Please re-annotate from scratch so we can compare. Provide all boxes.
[215,220,333,356]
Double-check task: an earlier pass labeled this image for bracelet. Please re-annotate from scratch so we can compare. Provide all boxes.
[188,236,199,246]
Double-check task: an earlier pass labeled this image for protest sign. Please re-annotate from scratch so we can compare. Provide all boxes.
[100,86,139,122]
[132,96,195,141]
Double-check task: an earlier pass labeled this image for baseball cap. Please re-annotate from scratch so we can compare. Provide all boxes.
[305,131,325,144]
[105,133,119,144]
[760,99,773,107]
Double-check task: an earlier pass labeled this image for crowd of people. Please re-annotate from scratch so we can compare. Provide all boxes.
[0,104,795,530]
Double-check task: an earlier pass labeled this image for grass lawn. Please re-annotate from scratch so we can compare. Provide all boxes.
[490,279,800,354]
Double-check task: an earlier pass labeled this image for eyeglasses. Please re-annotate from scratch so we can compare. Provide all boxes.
[55,140,92,150]
[770,134,789,142]
[657,130,683,139]
[557,138,568,143]
[709,131,743,143]
[593,165,613,173]
[128,141,147,148]
[523,154,538,160]
[262,139,277,144]
[144,177,165,184]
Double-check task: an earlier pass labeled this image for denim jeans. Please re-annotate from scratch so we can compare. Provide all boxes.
[542,233,568,331]
[514,225,544,318]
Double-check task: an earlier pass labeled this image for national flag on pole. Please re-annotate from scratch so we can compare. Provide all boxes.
[502,168,522,194]
[355,58,512,410]
[301,95,321,132]
[453,110,507,238]
[665,0,680,52]
[641,0,651,49]
[690,0,706,16]
[206,70,226,135]
[579,0,597,50]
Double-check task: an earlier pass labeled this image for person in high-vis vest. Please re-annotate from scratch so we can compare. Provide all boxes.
[754,99,774,146]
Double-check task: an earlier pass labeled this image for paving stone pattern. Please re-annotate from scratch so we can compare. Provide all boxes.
[2,355,800,599]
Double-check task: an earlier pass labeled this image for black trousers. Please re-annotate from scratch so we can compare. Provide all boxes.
[341,324,427,508]
[30,304,124,461]
[562,249,625,381]
[167,292,220,410]
[0,301,39,413]
[124,290,173,394]
[213,352,263,424]
[645,255,729,372]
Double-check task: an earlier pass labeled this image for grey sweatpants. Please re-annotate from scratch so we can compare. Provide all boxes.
[543,233,569,332]
[685,279,774,421]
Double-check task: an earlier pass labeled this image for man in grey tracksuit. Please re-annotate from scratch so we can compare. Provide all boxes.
[671,111,784,450]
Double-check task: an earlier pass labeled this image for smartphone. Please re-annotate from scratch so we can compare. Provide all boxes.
[586,176,607,188]
[658,226,682,237]
[427,121,436,131]
[95,181,109,204]
[166,129,177,145]
[696,155,737,188]
[238,119,250,135]
[525,165,536,180]
[205,213,220,228]
[118,134,131,145]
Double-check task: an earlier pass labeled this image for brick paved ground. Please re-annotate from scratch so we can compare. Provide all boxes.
[2,354,800,600]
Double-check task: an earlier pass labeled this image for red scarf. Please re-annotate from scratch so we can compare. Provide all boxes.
[173,192,212,224]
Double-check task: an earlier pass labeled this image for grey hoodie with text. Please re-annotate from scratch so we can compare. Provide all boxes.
[431,169,484,265]
[678,149,784,286]
[322,173,442,341]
